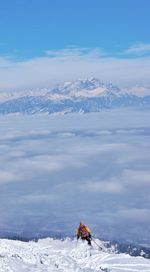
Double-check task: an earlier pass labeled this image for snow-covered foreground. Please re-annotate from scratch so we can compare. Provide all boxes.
[0,238,149,272]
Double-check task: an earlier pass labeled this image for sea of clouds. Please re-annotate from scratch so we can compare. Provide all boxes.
[0,109,150,245]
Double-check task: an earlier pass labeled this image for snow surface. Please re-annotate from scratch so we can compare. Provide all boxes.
[0,238,150,272]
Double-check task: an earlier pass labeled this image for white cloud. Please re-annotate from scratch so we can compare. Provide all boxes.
[123,169,150,187]
[116,208,150,223]
[0,47,150,91]
[20,155,65,172]
[125,42,150,55]
[82,179,124,194]
[46,47,105,58]
[20,193,58,204]
[0,170,17,183]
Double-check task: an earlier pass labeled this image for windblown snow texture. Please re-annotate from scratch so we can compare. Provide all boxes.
[0,238,150,272]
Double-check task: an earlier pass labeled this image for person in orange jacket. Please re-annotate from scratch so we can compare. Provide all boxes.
[77,222,92,245]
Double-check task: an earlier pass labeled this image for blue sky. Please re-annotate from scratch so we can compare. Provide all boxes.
[0,0,150,89]
[0,0,149,57]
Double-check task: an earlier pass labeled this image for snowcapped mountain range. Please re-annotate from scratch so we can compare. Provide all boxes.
[0,78,149,115]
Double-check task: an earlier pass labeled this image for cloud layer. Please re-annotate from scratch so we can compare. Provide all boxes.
[0,44,150,91]
[0,109,150,244]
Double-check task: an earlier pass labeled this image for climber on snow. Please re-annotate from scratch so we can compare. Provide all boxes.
[77,222,92,245]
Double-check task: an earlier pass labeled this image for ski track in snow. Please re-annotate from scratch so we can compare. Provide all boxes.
[0,238,150,272]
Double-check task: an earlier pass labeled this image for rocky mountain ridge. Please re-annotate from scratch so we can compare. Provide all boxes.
[0,78,149,114]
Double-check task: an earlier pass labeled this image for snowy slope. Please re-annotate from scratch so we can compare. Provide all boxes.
[0,238,150,272]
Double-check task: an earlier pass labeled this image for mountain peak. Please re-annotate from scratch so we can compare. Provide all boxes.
[50,78,123,98]
[69,77,104,89]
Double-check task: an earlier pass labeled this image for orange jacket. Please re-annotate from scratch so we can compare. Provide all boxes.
[77,223,91,238]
